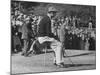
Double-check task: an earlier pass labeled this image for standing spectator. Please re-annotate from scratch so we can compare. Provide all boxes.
[80,34,85,50]
[68,31,73,49]
[21,18,34,56]
[88,36,96,50]
[11,25,22,53]
[71,31,77,49]
[88,17,93,30]
[59,20,68,56]
[77,34,82,50]
[84,37,89,50]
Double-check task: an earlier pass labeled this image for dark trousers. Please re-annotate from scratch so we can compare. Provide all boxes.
[22,39,32,54]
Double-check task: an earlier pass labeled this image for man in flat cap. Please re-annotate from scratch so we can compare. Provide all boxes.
[37,6,64,67]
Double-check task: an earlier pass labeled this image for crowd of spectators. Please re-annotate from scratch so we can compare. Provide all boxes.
[11,2,96,54]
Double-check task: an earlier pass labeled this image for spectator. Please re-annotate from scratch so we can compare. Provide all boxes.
[21,17,34,56]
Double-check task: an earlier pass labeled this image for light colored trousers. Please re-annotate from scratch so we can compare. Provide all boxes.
[38,36,64,64]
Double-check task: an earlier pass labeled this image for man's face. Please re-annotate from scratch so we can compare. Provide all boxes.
[48,11,57,19]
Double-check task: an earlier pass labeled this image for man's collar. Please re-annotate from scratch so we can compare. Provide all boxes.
[47,14,51,20]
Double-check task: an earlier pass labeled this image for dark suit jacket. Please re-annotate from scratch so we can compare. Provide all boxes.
[38,15,53,37]
[21,22,33,40]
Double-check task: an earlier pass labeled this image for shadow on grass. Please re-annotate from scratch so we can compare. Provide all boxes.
[62,64,95,68]
[64,52,95,58]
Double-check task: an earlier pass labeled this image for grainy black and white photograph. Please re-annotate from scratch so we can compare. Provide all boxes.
[11,0,96,74]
